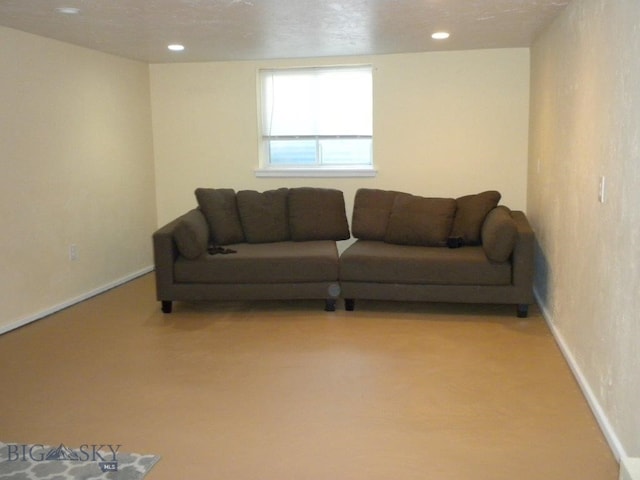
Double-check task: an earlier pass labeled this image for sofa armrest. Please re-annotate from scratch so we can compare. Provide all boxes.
[152,209,201,300]
[510,211,535,303]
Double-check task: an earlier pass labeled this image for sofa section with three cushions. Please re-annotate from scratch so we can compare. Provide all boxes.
[153,187,349,313]
[340,189,533,316]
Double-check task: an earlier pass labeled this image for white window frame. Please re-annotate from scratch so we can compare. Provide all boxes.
[255,65,376,178]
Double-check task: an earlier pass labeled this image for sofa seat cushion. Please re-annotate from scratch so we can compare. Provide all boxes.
[174,241,339,284]
[340,240,511,286]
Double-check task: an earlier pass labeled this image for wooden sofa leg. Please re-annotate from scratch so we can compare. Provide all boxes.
[345,299,355,311]
[325,299,336,312]
[161,301,173,314]
[516,304,528,318]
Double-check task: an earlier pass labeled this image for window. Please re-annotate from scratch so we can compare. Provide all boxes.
[257,65,375,177]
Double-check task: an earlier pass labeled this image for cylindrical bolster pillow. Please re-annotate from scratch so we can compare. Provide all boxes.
[173,209,210,259]
[481,206,517,262]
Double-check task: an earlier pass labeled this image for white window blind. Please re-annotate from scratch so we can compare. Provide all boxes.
[258,65,374,176]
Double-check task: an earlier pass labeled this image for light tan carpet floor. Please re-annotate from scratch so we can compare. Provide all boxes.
[0,274,618,479]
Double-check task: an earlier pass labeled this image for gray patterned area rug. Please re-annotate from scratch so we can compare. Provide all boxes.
[0,442,160,479]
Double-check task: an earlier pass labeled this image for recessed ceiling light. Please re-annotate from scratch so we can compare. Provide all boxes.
[431,31,450,40]
[168,44,185,52]
[55,6,80,14]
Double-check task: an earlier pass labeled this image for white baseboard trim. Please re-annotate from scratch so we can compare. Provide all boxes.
[0,266,154,336]
[534,288,626,462]
[620,458,640,480]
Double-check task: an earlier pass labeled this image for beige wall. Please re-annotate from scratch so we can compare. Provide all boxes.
[0,27,157,332]
[529,0,640,459]
[150,48,530,227]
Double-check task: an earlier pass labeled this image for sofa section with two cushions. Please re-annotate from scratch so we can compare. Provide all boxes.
[153,187,350,313]
[340,189,534,317]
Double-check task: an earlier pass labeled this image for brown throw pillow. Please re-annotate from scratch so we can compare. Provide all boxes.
[351,188,400,240]
[237,188,290,243]
[481,206,518,262]
[450,191,502,245]
[385,194,456,247]
[288,187,350,241]
[194,188,245,245]
[173,209,209,259]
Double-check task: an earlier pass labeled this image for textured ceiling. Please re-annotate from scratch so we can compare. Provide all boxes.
[0,0,570,63]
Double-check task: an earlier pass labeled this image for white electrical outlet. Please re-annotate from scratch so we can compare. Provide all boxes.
[69,244,79,261]
[598,176,606,203]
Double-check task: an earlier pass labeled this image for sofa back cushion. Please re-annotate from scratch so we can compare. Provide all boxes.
[450,190,502,245]
[288,187,350,241]
[237,188,290,243]
[351,188,400,240]
[385,194,456,247]
[195,188,245,245]
[173,209,210,259]
[482,206,518,262]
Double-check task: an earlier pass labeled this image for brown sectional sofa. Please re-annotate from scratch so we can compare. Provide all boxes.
[153,187,534,317]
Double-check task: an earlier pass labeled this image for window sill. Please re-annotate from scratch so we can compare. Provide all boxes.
[255,167,377,178]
